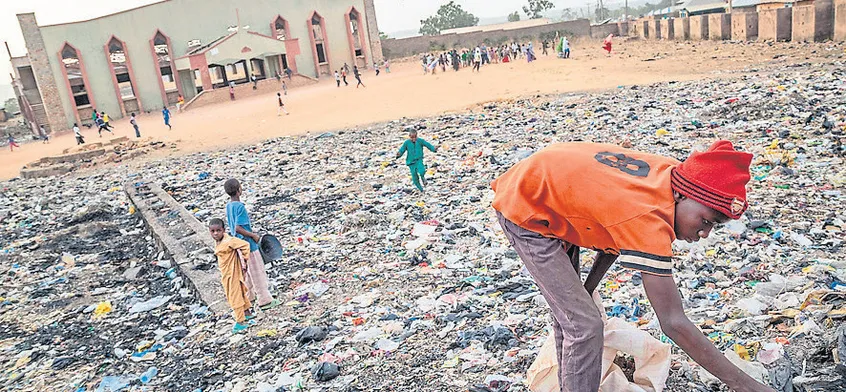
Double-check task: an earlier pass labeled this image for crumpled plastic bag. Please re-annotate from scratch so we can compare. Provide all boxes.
[527,293,671,392]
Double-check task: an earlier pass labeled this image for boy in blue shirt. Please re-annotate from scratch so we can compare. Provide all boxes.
[224,179,280,311]
[162,107,172,130]
[395,130,437,192]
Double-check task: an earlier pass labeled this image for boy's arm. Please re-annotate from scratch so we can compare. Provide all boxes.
[396,141,407,159]
[642,273,775,392]
[235,225,260,242]
[422,139,437,153]
[229,237,252,263]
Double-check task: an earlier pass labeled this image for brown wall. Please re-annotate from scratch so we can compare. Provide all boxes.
[590,23,620,38]
[836,0,846,41]
[759,8,793,40]
[661,19,675,39]
[674,17,690,40]
[814,0,834,41]
[690,15,710,40]
[708,13,732,40]
[381,19,591,59]
[732,12,759,40]
[792,4,816,41]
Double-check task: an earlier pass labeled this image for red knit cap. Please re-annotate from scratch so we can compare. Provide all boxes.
[670,140,753,219]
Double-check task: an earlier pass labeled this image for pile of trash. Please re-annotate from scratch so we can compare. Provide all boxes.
[1,54,844,391]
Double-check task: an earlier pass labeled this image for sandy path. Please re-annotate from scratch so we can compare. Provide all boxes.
[0,40,820,180]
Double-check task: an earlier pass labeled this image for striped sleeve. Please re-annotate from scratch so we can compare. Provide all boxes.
[607,210,676,276]
[618,250,673,276]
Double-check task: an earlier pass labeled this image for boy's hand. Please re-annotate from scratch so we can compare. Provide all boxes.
[252,233,261,243]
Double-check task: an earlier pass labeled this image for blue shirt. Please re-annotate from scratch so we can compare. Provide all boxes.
[226,201,258,251]
[162,109,170,120]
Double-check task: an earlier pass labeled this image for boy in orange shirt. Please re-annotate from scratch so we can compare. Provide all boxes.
[209,218,254,334]
[492,141,773,392]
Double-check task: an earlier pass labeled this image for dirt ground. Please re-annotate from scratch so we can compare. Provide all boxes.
[0,38,839,180]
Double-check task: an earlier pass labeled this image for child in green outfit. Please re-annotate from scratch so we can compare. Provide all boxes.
[396,130,437,192]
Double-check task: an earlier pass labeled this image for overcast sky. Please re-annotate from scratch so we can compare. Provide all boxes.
[0,0,599,92]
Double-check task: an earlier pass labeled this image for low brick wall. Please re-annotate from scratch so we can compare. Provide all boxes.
[381,19,591,59]
[186,74,317,110]
[590,23,620,38]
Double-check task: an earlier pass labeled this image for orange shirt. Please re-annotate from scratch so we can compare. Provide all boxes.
[492,142,679,276]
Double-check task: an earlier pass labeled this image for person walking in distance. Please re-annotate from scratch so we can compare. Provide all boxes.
[341,68,349,86]
[353,65,365,88]
[276,92,289,116]
[73,123,85,145]
[130,113,140,138]
[334,70,341,87]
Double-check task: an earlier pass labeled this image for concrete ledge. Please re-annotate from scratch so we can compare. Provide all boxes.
[125,181,229,316]
[20,164,73,179]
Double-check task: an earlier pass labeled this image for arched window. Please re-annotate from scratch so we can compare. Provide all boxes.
[273,16,289,40]
[346,7,368,67]
[310,12,327,64]
[107,37,134,98]
[153,31,177,91]
[60,44,90,107]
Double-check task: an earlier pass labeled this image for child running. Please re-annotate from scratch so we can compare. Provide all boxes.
[7,134,20,152]
[353,66,365,88]
[162,106,172,130]
[224,179,281,311]
[209,218,255,334]
[95,115,114,137]
[395,129,437,193]
[276,92,289,116]
[491,141,773,392]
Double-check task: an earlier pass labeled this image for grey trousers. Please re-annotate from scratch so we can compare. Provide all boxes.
[497,212,604,392]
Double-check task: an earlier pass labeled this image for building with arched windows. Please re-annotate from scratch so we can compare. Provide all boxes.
[8,0,383,134]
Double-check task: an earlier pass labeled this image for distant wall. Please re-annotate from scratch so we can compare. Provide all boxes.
[590,23,619,38]
[732,12,759,40]
[690,15,709,40]
[381,19,591,59]
[758,8,793,40]
[836,0,846,41]
[674,17,690,40]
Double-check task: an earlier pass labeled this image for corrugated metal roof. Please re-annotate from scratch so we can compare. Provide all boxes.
[681,0,728,12]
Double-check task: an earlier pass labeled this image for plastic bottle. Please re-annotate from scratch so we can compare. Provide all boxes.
[139,366,158,384]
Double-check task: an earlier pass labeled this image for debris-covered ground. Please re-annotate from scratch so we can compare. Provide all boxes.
[1,49,845,392]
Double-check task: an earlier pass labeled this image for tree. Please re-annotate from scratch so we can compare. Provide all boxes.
[3,98,19,113]
[419,1,479,36]
[523,0,555,19]
[508,11,521,22]
[379,31,389,40]
[560,8,578,21]
[594,5,610,20]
